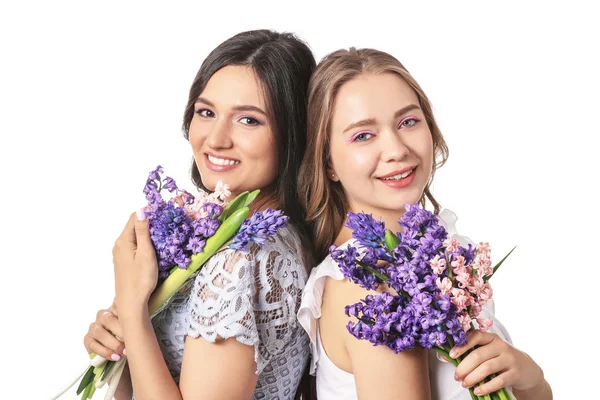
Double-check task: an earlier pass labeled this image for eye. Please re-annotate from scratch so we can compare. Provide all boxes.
[350,132,375,142]
[196,108,215,118]
[238,116,261,126]
[399,116,421,129]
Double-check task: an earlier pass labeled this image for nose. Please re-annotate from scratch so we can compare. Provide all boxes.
[379,128,410,162]
[207,118,233,149]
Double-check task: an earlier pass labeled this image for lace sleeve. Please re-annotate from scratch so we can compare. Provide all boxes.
[186,227,307,374]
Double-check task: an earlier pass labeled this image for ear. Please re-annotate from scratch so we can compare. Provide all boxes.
[326,165,339,182]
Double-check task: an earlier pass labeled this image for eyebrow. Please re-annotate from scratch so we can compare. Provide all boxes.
[342,104,421,133]
[195,97,268,117]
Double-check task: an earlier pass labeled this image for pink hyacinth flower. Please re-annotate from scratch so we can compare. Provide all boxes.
[451,288,471,312]
[436,277,453,295]
[455,271,471,289]
[444,238,460,253]
[468,275,485,296]
[430,255,447,275]
[213,180,231,201]
[478,282,494,302]
[470,302,483,318]
[477,318,494,332]
[458,314,472,332]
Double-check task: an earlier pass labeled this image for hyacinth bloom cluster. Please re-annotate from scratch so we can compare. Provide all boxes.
[331,204,513,400]
[144,166,228,281]
[59,166,290,400]
[144,166,229,281]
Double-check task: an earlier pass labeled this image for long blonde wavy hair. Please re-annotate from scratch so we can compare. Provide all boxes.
[298,48,449,260]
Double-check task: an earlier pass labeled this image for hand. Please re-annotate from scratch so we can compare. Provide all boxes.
[84,301,126,361]
[451,330,544,396]
[113,209,158,317]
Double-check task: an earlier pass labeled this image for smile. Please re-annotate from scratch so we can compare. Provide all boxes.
[207,154,240,166]
[377,167,417,189]
[380,168,414,181]
[204,153,241,172]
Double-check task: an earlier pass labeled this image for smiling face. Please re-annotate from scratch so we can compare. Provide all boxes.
[328,72,434,222]
[188,65,278,197]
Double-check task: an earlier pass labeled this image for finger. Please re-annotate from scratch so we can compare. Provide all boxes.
[99,310,124,341]
[117,213,138,248]
[473,371,513,396]
[450,330,494,359]
[455,340,502,380]
[134,207,153,253]
[91,323,126,356]
[461,356,503,388]
[86,337,124,362]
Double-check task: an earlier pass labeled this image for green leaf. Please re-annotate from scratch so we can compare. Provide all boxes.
[86,382,96,399]
[219,191,249,222]
[484,246,517,282]
[384,229,400,251]
[80,381,93,399]
[100,360,115,381]
[243,190,260,207]
[76,366,95,395]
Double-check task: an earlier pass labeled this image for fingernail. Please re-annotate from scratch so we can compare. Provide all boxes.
[111,354,121,361]
[462,381,467,388]
[123,348,127,356]
[474,388,481,395]
[450,349,457,358]
[136,207,146,221]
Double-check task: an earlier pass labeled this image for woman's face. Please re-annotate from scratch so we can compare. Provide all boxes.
[189,65,278,197]
[328,72,434,219]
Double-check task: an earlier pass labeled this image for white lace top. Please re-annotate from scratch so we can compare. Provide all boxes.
[151,226,310,399]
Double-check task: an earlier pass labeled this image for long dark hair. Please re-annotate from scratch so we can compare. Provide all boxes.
[182,30,316,242]
[182,31,317,399]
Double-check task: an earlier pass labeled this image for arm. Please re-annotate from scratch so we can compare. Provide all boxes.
[113,213,183,400]
[179,336,258,400]
[120,305,182,400]
[120,280,259,400]
[321,278,431,400]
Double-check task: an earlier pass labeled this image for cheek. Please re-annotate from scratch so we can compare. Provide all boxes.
[240,131,278,169]
[330,141,376,178]
[188,121,205,152]
[416,133,434,175]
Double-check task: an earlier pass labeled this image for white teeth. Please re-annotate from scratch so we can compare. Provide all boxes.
[381,169,413,180]
[208,155,240,166]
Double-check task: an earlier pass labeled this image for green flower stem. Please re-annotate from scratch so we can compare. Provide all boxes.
[496,387,512,400]
[357,261,389,282]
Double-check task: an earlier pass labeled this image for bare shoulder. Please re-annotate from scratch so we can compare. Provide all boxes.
[322,276,431,399]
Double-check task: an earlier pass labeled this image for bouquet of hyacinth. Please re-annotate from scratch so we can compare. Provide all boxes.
[330,204,515,400]
[53,166,288,400]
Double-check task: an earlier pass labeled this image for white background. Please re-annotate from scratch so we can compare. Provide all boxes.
[1,1,597,399]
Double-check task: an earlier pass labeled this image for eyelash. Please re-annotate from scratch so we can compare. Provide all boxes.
[348,116,421,143]
[238,116,262,126]
[398,116,421,129]
[196,108,215,118]
[349,131,375,143]
[195,109,262,126]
